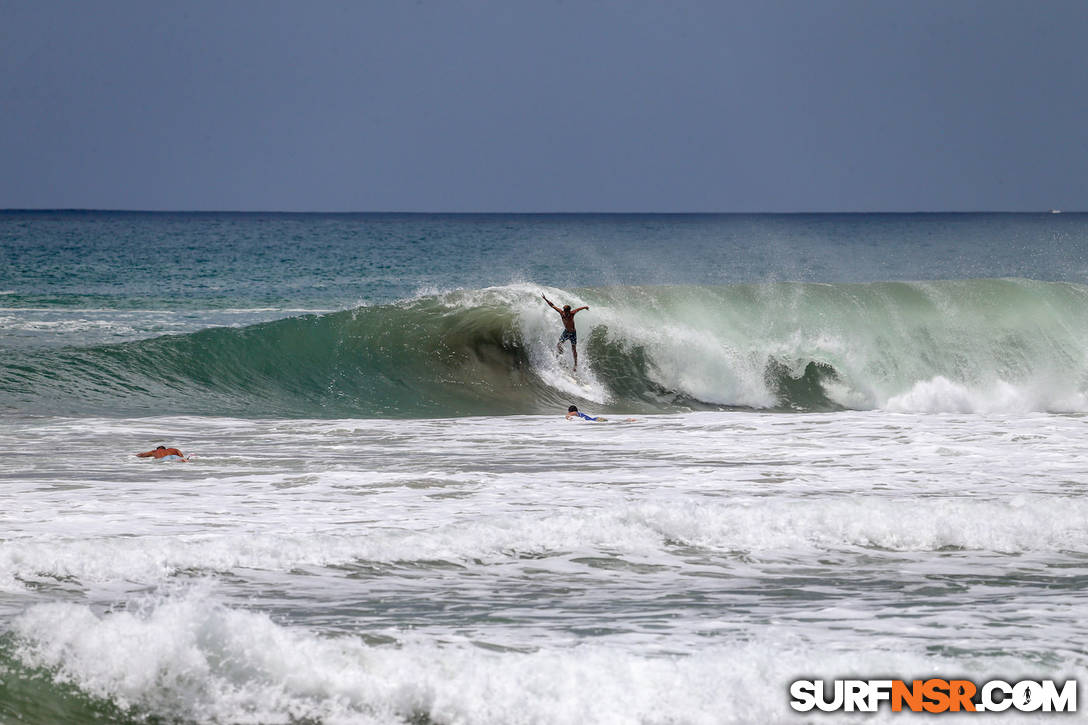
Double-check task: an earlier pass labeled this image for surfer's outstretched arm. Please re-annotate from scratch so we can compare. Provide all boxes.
[571,306,589,315]
[542,294,561,312]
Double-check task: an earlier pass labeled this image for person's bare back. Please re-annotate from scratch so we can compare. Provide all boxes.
[136,445,188,461]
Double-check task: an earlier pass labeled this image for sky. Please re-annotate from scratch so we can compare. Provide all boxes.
[1,0,1086,212]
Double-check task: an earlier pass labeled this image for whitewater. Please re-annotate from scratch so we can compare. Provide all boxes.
[2,212,1087,723]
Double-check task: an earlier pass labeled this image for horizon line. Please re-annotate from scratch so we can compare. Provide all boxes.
[0,208,1079,215]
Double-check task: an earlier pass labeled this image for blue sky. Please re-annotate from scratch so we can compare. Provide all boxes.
[2,0,1086,211]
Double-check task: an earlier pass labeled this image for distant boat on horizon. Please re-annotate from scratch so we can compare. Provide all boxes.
[1050,209,1062,214]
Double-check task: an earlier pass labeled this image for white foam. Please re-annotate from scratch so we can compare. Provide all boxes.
[3,411,1087,723]
[12,589,1069,724]
[883,376,1088,414]
[3,495,1085,594]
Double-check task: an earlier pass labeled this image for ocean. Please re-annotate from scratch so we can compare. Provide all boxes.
[1,211,1086,723]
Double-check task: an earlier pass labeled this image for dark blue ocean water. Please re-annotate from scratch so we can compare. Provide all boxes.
[3,211,1087,311]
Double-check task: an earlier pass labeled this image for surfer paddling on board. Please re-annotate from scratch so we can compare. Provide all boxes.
[542,294,588,370]
[565,405,637,423]
[566,405,605,422]
[136,445,189,462]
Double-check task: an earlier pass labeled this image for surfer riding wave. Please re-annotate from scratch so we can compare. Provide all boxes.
[542,294,588,370]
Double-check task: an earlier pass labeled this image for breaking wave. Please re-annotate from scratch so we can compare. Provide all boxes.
[4,279,1088,417]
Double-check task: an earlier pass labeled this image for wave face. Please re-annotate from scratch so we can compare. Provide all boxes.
[4,279,1088,417]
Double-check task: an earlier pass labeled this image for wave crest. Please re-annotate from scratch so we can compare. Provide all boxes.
[4,279,1088,416]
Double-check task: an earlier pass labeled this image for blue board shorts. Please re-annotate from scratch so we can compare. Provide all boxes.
[559,329,577,345]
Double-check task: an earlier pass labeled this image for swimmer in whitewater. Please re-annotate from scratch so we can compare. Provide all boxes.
[136,445,189,462]
[542,293,589,370]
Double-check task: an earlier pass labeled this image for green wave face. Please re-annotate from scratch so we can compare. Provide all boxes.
[4,280,1088,417]
[0,637,149,725]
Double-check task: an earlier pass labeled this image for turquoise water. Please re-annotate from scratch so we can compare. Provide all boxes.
[2,212,1088,723]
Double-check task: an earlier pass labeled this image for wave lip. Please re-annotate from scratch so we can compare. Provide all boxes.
[3,279,1088,417]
